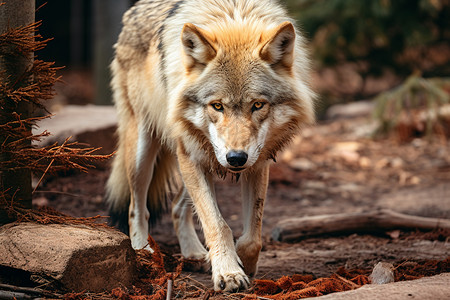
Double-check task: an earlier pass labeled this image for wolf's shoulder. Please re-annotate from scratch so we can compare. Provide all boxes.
[117,0,182,52]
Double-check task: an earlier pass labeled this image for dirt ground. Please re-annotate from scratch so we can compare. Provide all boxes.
[33,108,450,290]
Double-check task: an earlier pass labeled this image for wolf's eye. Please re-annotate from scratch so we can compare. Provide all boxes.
[252,101,265,112]
[211,102,224,112]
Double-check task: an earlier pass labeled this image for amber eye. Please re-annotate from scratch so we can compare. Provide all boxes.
[252,101,265,112]
[211,102,224,112]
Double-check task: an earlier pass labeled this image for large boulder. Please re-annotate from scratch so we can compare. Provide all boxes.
[0,222,135,292]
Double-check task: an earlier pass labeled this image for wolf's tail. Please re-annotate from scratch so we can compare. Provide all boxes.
[105,145,180,234]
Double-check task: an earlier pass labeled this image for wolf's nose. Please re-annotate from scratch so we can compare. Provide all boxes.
[226,150,248,167]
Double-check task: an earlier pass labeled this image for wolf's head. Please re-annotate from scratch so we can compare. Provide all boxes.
[174,21,314,173]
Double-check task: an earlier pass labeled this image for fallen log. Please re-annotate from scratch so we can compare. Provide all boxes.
[0,283,61,299]
[271,209,450,242]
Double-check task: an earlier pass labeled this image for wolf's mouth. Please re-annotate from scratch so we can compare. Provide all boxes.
[229,167,245,173]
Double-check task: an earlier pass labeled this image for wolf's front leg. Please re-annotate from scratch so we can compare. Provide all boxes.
[236,164,270,277]
[177,145,249,292]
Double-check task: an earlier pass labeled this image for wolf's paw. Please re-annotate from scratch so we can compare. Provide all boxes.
[183,249,210,272]
[179,237,209,272]
[130,233,154,252]
[213,270,250,292]
[211,257,250,292]
[142,244,154,252]
[236,238,262,277]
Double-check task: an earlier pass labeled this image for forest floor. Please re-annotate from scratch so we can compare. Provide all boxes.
[34,108,450,296]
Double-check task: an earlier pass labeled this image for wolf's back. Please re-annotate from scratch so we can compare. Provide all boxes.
[112,0,179,69]
[106,0,183,232]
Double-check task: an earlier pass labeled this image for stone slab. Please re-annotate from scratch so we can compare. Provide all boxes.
[33,105,118,155]
[0,222,135,292]
[312,273,450,300]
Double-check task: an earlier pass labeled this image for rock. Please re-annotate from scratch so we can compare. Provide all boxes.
[375,158,390,169]
[0,222,135,293]
[309,273,450,300]
[336,183,364,193]
[288,158,316,171]
[358,156,372,168]
[325,100,375,120]
[31,196,49,207]
[376,183,450,219]
[33,105,118,155]
[331,141,362,152]
[369,262,395,284]
[329,142,362,163]
[390,157,404,169]
[303,180,327,190]
[351,121,379,139]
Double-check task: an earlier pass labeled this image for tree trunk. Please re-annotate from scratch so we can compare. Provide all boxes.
[0,0,35,224]
[92,0,130,105]
[70,0,84,67]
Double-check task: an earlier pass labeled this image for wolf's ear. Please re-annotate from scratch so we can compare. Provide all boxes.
[260,21,296,69]
[181,23,217,69]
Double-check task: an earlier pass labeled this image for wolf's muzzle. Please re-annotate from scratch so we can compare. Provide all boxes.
[226,150,248,167]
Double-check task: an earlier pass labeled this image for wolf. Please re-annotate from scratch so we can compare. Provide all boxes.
[106,0,315,292]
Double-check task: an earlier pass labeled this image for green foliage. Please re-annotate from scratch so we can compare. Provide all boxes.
[373,74,450,136]
[283,0,450,77]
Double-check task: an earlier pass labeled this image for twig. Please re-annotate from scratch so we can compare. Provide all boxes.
[233,293,272,300]
[166,279,173,300]
[173,275,209,299]
[393,260,412,271]
[180,274,209,290]
[32,136,71,194]
[32,190,81,197]
[333,274,361,290]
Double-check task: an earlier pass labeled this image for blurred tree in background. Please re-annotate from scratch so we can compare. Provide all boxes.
[284,0,450,80]
[283,0,450,136]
